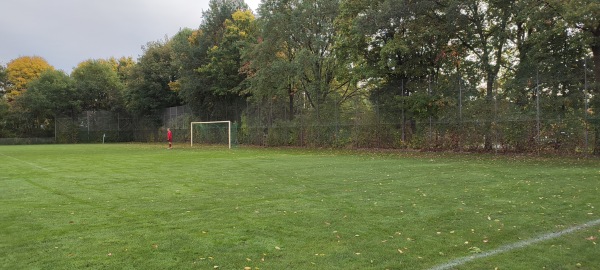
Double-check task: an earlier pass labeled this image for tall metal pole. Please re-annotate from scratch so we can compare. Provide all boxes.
[493,77,498,154]
[87,111,90,142]
[459,77,462,122]
[458,76,463,151]
[401,79,405,142]
[584,57,589,152]
[429,77,433,146]
[54,115,57,143]
[536,69,540,146]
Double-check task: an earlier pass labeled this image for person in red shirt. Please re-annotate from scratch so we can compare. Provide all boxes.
[167,128,173,149]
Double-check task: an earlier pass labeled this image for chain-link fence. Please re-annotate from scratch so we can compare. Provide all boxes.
[10,73,600,155]
[56,111,158,143]
[238,81,598,154]
[54,105,200,144]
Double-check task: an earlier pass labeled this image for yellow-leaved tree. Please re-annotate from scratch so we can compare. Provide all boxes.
[6,56,54,102]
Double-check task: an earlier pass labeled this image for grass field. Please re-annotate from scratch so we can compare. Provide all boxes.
[1,144,599,269]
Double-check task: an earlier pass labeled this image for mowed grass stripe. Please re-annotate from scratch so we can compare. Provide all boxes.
[0,144,598,269]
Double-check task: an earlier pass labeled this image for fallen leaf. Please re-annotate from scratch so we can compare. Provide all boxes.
[469,247,482,253]
[585,236,597,241]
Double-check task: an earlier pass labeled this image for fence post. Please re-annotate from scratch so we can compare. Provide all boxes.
[584,57,589,153]
[54,115,57,143]
[401,79,405,142]
[536,69,540,154]
[458,76,462,151]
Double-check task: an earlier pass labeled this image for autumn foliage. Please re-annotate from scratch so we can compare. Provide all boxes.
[6,56,53,102]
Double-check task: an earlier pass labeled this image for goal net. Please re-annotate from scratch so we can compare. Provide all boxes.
[190,121,232,149]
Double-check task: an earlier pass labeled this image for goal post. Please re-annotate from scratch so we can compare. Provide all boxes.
[190,121,231,149]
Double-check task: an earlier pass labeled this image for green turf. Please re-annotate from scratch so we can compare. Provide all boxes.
[1,144,599,269]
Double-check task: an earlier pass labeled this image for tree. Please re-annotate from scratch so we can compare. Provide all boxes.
[105,57,136,83]
[171,28,206,110]
[0,64,7,98]
[546,0,600,154]
[443,0,517,150]
[124,40,181,121]
[246,0,301,121]
[178,0,251,120]
[336,0,453,141]
[249,0,344,120]
[198,10,257,96]
[0,98,9,137]
[72,60,125,112]
[507,1,587,111]
[5,56,54,103]
[547,0,600,85]
[13,70,79,139]
[19,69,79,120]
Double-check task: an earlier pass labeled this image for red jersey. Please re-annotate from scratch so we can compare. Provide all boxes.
[167,130,173,141]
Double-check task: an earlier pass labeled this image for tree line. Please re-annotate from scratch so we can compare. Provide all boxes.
[0,0,599,153]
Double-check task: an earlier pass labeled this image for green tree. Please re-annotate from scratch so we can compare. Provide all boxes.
[507,1,587,112]
[443,0,517,150]
[72,60,124,112]
[124,40,181,121]
[246,0,301,121]
[13,70,79,139]
[250,0,344,120]
[105,57,136,83]
[548,0,600,84]
[336,0,453,141]
[0,98,10,137]
[178,0,251,120]
[171,28,205,108]
[19,70,80,119]
[0,64,7,98]
[198,9,257,96]
[546,0,600,154]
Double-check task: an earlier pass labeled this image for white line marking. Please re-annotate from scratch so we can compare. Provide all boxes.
[0,152,51,171]
[430,218,600,270]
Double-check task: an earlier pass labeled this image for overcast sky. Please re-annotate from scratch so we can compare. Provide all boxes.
[0,0,261,72]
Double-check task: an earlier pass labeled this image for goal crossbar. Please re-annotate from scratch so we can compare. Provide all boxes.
[190,121,231,149]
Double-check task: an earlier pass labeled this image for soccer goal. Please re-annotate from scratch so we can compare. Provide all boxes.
[190,121,232,149]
